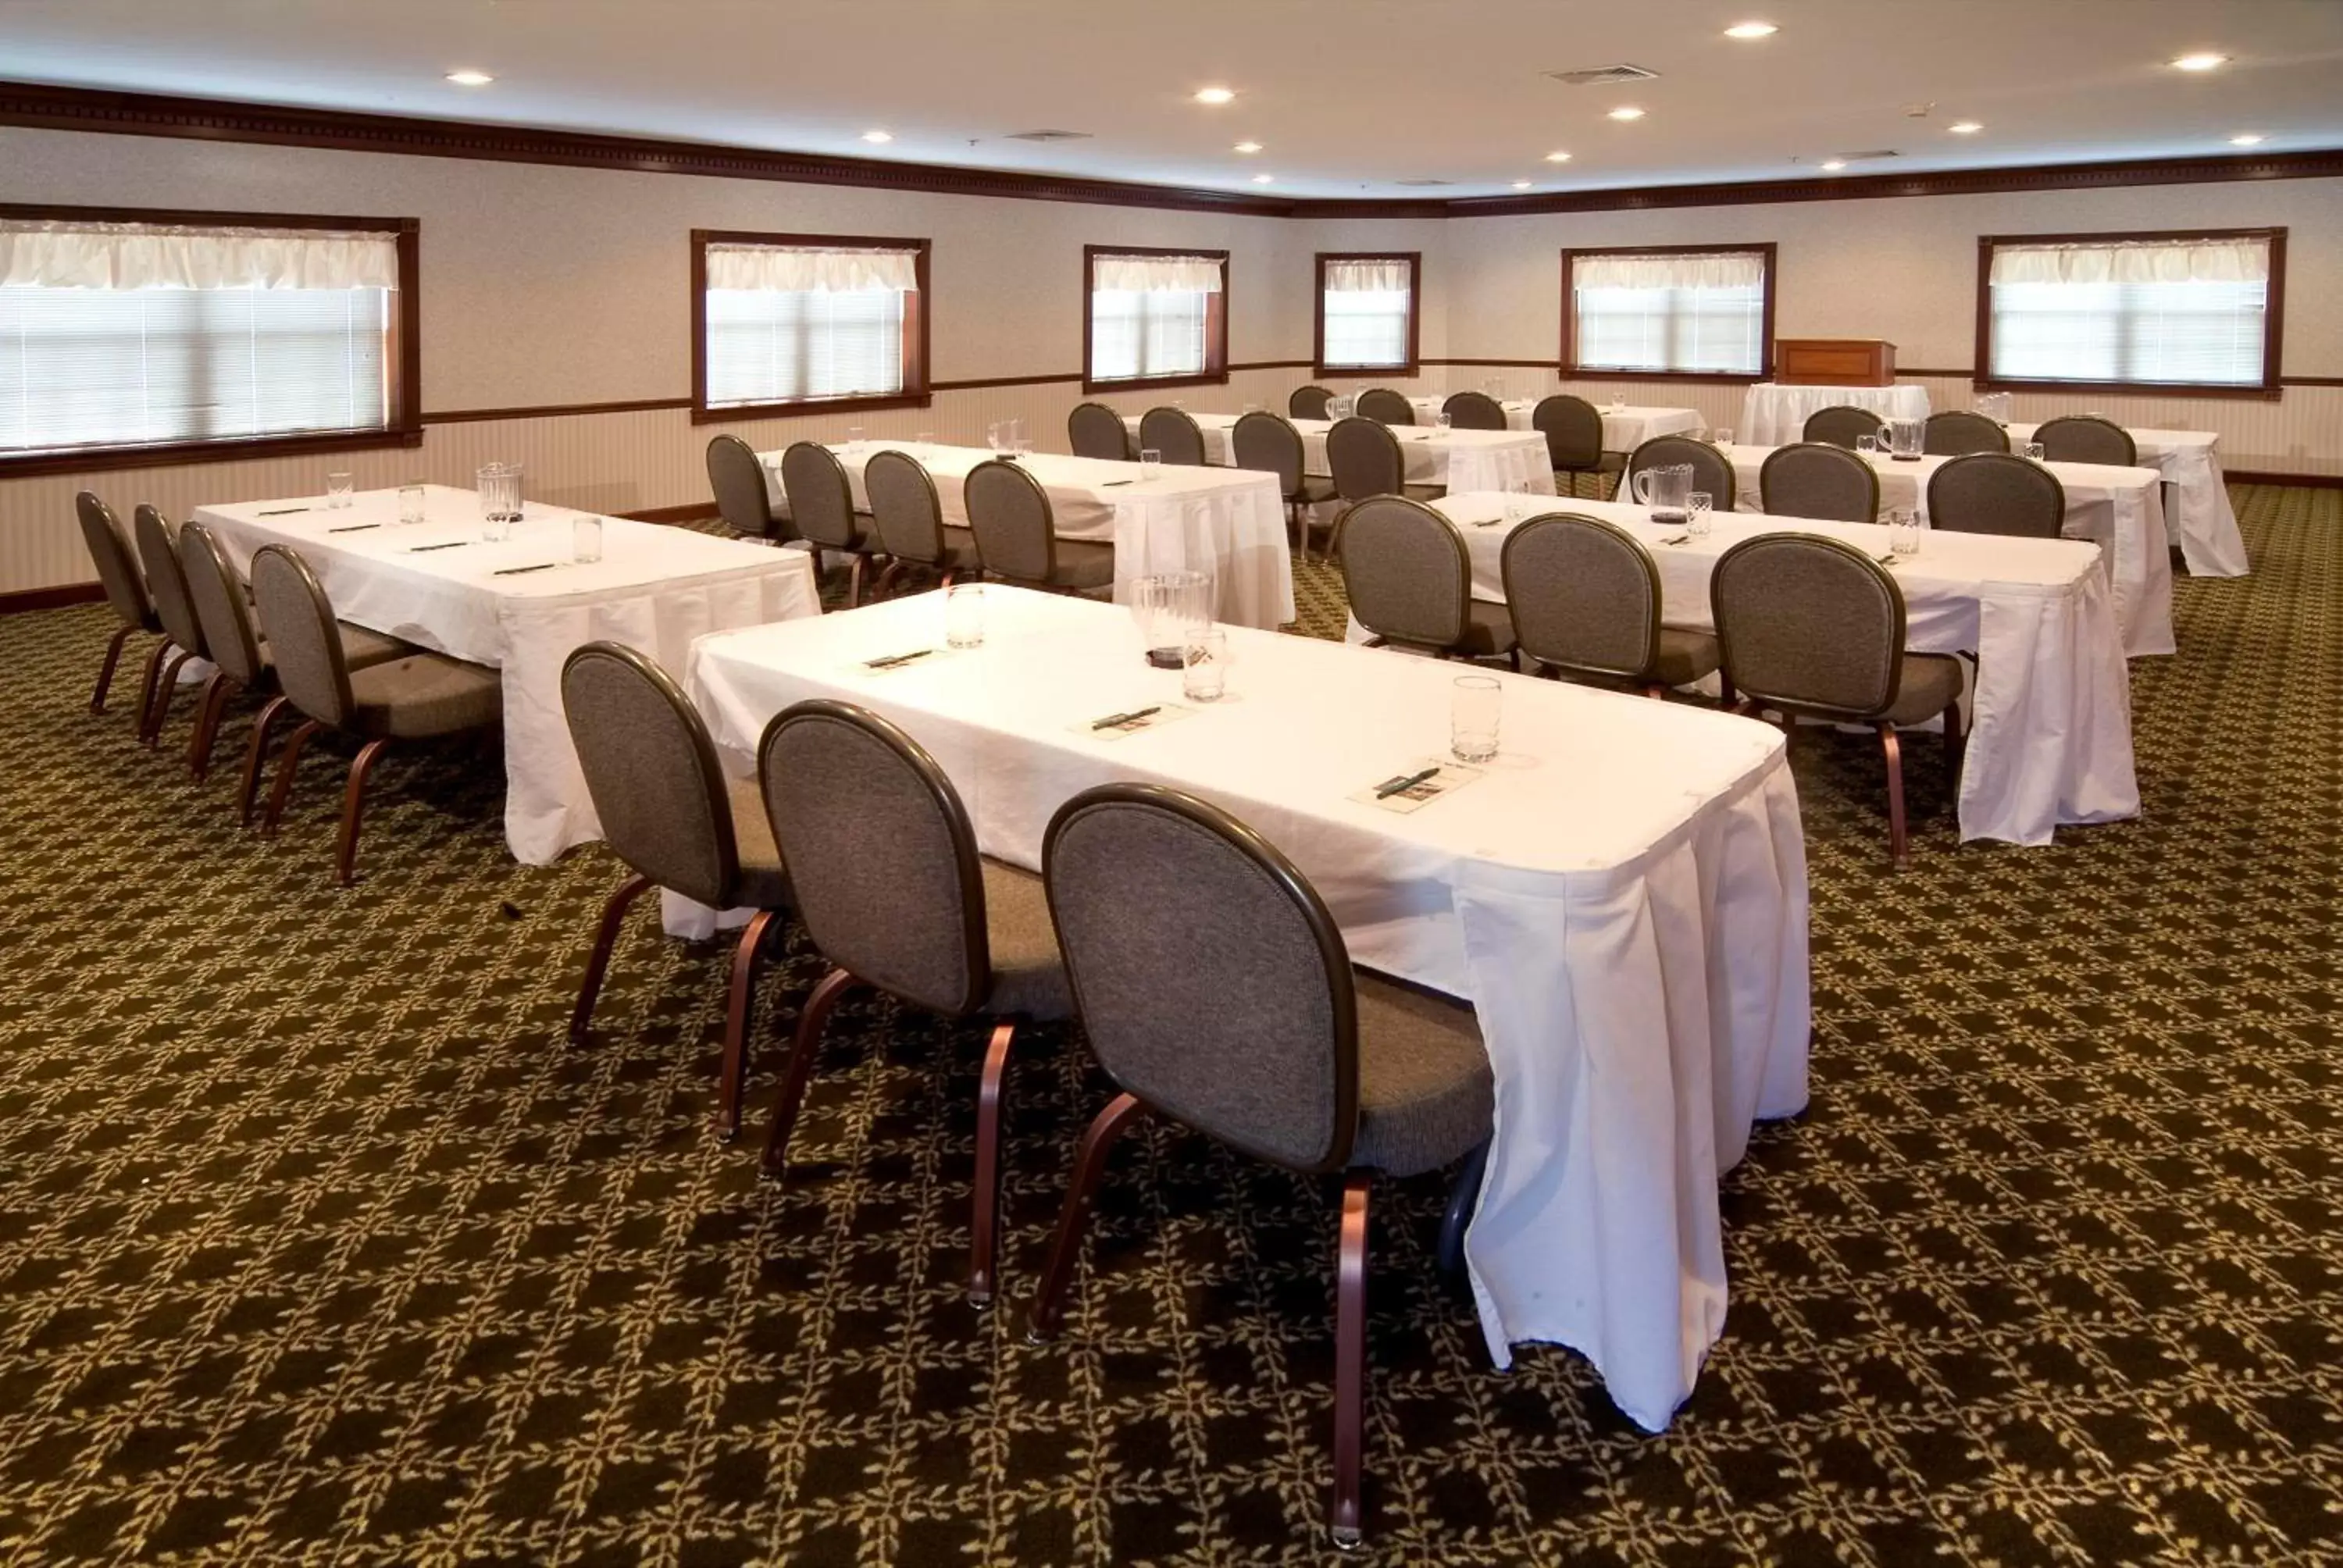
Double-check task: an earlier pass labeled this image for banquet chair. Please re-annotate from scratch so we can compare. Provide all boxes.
[1759,443,1881,524]
[74,492,166,724]
[1337,495,1517,663]
[1441,390,1508,431]
[963,458,1116,597]
[707,434,792,542]
[1031,782,1492,1548]
[1356,387,1415,426]
[1927,453,2067,540]
[129,505,209,748]
[1138,406,1209,467]
[1710,533,1966,866]
[756,699,1072,1306]
[1501,513,1722,700]
[2035,415,2137,467]
[177,520,407,801]
[866,448,982,597]
[1923,411,2010,457]
[780,440,884,608]
[1231,410,1338,557]
[248,544,503,887]
[1532,394,1624,500]
[1802,405,1886,450]
[562,641,793,1139]
[1625,435,1737,511]
[1325,415,1445,522]
[1289,384,1336,421]
[1068,401,1133,461]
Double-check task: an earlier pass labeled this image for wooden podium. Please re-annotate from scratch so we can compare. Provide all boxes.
[1775,338,1897,387]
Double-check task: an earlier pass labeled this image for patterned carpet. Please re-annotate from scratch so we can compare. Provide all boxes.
[0,485,2338,1566]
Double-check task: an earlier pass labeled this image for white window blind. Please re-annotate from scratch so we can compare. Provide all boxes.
[0,219,398,458]
[1321,257,1414,369]
[1570,250,1767,375]
[703,243,919,408]
[1089,254,1222,382]
[1986,236,2272,387]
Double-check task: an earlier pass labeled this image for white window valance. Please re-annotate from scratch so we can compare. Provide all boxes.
[1573,250,1767,290]
[705,244,919,294]
[1990,237,2270,287]
[1325,257,1412,294]
[0,220,401,291]
[1092,254,1225,294]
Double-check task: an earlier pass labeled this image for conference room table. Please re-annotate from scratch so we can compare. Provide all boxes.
[2008,421,2248,578]
[1403,396,1703,451]
[684,583,1811,1435]
[192,483,821,864]
[761,440,1293,629]
[1410,491,2140,850]
[1737,383,1933,446]
[1118,413,1557,497]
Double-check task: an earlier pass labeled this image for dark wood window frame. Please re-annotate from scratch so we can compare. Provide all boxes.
[1973,226,2286,402]
[1314,251,1421,377]
[690,228,933,424]
[0,202,421,479]
[1082,244,1231,396]
[1559,241,1778,385]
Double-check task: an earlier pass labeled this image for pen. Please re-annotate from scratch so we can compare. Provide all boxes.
[493,563,557,576]
[258,506,311,516]
[408,542,470,552]
[865,648,934,669]
[1091,705,1160,730]
[328,523,381,533]
[1375,766,1441,800]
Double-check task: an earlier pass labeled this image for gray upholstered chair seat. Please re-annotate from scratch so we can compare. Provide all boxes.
[1653,629,1724,686]
[1011,537,1115,592]
[1456,600,1518,658]
[333,623,412,669]
[978,859,1075,1021]
[936,526,983,573]
[1350,975,1494,1178]
[346,653,505,739]
[1881,654,1964,728]
[724,775,793,910]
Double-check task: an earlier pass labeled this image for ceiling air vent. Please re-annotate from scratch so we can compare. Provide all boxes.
[1004,129,1093,142]
[1544,63,1660,87]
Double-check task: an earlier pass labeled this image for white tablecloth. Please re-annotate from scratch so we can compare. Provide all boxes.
[684,586,1810,1434]
[1425,492,2140,848]
[1404,397,1702,451]
[1737,384,1932,447]
[2010,422,2247,578]
[1125,415,1558,498]
[762,442,1294,630]
[191,484,822,864]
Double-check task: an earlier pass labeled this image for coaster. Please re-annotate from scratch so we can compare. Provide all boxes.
[1071,703,1199,742]
[1350,757,1485,814]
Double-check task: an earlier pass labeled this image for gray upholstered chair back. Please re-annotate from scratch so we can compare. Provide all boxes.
[1231,411,1306,498]
[760,700,990,1017]
[1803,405,1887,449]
[178,522,266,686]
[1532,394,1605,471]
[1627,435,1736,510]
[1760,443,1880,523]
[1441,390,1507,431]
[1326,415,1403,502]
[965,458,1057,584]
[561,642,740,910]
[779,441,858,550]
[1138,407,1207,467]
[1338,496,1470,649]
[1500,513,1660,679]
[865,449,946,564]
[76,492,152,631]
[1927,453,2067,540]
[1289,385,1335,421]
[1357,387,1414,426]
[249,545,356,729]
[1711,533,1906,720]
[133,506,205,657]
[1924,411,2010,457]
[707,435,783,540]
[1043,784,1359,1174]
[1068,401,1132,461]
[2035,415,2137,467]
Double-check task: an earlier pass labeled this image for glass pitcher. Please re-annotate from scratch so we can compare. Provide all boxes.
[476,461,523,540]
[1630,462,1694,524]
[1881,418,1924,461]
[1130,569,1214,668]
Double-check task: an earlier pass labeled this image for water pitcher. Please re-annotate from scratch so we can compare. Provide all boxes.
[1630,462,1694,524]
[1881,418,1924,461]
[1131,569,1213,668]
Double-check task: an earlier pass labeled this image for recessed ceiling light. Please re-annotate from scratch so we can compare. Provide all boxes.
[1194,86,1236,105]
[444,69,494,87]
[1233,141,1263,154]
[1724,21,1778,38]
[2230,133,2266,146]
[1544,150,1573,162]
[861,130,893,144]
[1949,121,1984,134]
[1821,159,1848,172]
[1252,173,1274,184]
[1512,180,1534,190]
[1608,105,1646,121]
[2171,52,2228,71]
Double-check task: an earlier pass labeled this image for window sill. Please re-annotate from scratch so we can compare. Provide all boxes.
[0,425,423,480]
[1082,369,1231,397]
[1316,358,1421,379]
[1564,367,1771,385]
[693,390,933,424]
[1975,376,2282,402]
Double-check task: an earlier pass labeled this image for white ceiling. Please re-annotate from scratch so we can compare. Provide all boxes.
[5,0,2342,199]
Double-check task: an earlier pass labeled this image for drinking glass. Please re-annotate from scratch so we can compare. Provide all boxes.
[1608,395,1626,415]
[1689,424,1709,443]
[945,583,986,649]
[1139,449,1163,481]
[1243,402,1264,415]
[1714,426,1734,447]
[986,422,1005,453]
[1856,434,1878,455]
[846,426,865,451]
[398,484,426,526]
[1182,628,1229,703]
[917,431,936,446]
[1687,490,1714,537]
[1007,419,1028,454]
[1437,412,1453,430]
[2024,441,2047,463]
[572,516,604,564]
[1450,675,1502,764]
[1888,508,1922,558]
[326,472,355,509]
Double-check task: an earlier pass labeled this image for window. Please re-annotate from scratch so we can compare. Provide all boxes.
[691,230,930,421]
[0,205,419,476]
[1977,229,2284,397]
[1084,246,1229,393]
[1561,244,1775,380]
[1316,252,1420,376]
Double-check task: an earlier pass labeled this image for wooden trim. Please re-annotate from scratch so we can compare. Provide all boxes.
[620,501,722,524]
[1560,243,1777,381]
[1082,245,1231,396]
[1314,252,1421,378]
[1228,358,1315,372]
[688,230,932,425]
[2284,375,2343,387]
[425,396,694,422]
[1424,358,1556,370]
[931,371,1083,392]
[0,426,424,480]
[0,582,106,616]
[2228,469,2343,490]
